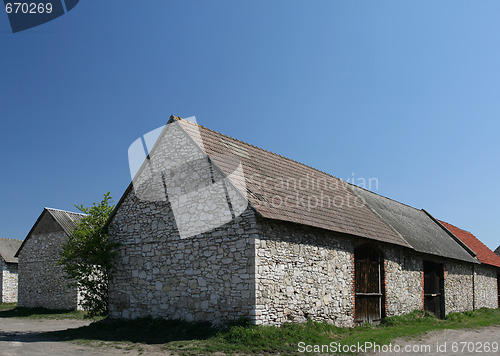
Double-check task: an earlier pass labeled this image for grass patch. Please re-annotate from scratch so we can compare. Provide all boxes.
[0,302,17,311]
[0,303,99,320]
[43,308,500,354]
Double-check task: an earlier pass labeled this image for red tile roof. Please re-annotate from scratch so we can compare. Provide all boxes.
[439,220,500,268]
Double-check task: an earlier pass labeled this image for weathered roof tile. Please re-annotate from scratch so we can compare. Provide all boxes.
[177,118,411,248]
[349,185,478,263]
[439,220,500,268]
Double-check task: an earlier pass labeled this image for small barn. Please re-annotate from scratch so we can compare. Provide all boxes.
[0,237,23,303]
[15,208,85,310]
[106,116,498,326]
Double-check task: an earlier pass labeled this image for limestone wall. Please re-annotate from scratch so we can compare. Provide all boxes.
[0,259,3,301]
[108,119,258,324]
[1,260,18,303]
[384,248,423,316]
[254,218,355,327]
[473,264,498,309]
[255,219,429,326]
[17,231,79,310]
[108,189,257,324]
[444,261,474,314]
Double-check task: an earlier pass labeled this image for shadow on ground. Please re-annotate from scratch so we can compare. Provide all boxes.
[0,307,82,319]
[44,317,222,345]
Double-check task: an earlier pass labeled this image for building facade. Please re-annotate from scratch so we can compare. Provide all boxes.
[107,116,499,326]
[16,208,84,310]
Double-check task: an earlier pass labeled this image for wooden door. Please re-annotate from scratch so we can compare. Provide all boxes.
[423,261,444,319]
[355,246,383,324]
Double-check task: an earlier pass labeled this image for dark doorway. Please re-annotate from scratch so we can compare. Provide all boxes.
[497,272,500,308]
[423,261,445,319]
[354,245,384,324]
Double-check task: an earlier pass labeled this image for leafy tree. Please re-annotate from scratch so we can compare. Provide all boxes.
[59,192,119,318]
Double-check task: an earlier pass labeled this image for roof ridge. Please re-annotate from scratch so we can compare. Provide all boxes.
[45,207,86,216]
[0,237,21,241]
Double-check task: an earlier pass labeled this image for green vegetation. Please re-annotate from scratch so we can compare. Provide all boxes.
[0,303,92,320]
[58,192,119,318]
[44,308,500,354]
[0,302,17,311]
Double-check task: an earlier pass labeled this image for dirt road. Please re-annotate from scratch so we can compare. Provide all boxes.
[366,325,500,356]
[0,317,498,355]
[0,318,163,356]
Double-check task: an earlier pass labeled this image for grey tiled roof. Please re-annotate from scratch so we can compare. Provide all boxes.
[495,245,500,257]
[0,237,23,264]
[349,185,478,263]
[45,208,85,236]
[15,208,85,258]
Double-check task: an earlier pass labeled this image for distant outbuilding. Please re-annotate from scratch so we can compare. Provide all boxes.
[15,208,85,310]
[0,237,23,303]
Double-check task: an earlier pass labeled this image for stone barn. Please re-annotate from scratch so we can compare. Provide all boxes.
[16,208,85,310]
[106,116,498,326]
[0,237,23,303]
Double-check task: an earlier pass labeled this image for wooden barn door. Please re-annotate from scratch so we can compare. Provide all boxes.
[355,246,384,324]
[423,261,444,319]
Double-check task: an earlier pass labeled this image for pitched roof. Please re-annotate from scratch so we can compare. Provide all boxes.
[45,208,86,235]
[349,185,478,264]
[495,245,500,257]
[438,220,500,268]
[180,118,414,247]
[0,237,23,264]
[108,116,412,248]
[107,116,479,264]
[15,208,85,258]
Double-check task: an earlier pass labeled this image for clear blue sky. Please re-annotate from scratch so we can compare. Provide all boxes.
[1,1,499,250]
